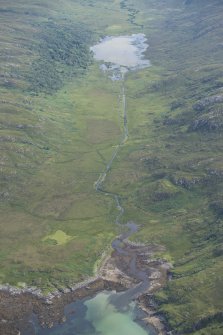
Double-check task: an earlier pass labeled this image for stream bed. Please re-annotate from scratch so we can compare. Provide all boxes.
[22,34,153,335]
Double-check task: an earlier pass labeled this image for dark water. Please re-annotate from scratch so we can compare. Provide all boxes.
[22,34,153,335]
[25,292,154,335]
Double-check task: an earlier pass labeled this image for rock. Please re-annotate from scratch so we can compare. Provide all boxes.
[171,175,203,189]
[193,94,223,111]
[149,271,161,279]
[143,316,166,335]
[189,109,223,132]
[0,241,170,335]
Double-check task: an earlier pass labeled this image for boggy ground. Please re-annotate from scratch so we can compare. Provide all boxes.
[0,242,170,335]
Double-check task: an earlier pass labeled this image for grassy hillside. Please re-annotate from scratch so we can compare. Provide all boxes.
[103,0,223,333]
[0,0,222,334]
[0,0,133,289]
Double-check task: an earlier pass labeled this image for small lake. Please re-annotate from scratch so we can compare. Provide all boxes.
[90,34,150,78]
[23,34,153,335]
[29,291,154,335]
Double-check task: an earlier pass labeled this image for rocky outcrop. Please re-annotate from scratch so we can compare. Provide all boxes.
[193,94,223,111]
[171,174,203,189]
[189,109,223,132]
[138,294,169,335]
[0,242,171,335]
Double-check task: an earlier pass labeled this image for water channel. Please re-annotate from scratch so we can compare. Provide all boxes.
[29,33,152,335]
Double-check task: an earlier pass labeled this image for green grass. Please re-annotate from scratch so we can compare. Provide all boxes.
[100,0,223,333]
[0,0,223,333]
[42,230,74,245]
[0,0,133,290]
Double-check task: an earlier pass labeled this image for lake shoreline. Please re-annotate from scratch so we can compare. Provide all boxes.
[0,241,171,335]
[0,33,169,335]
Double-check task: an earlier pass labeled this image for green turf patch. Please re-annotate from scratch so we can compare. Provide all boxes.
[42,230,74,246]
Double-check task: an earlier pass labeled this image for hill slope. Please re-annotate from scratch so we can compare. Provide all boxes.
[0,0,222,334]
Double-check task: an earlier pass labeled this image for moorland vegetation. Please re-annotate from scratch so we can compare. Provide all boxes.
[0,0,222,334]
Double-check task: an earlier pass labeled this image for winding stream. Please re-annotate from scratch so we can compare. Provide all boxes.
[93,33,152,327]
[27,34,152,335]
[94,34,151,298]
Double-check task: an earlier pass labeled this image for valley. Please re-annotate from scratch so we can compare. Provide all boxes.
[0,0,223,334]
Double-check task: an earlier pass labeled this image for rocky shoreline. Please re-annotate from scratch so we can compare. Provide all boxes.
[0,240,171,335]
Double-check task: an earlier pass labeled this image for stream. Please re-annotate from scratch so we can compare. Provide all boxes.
[27,33,152,335]
[93,33,151,306]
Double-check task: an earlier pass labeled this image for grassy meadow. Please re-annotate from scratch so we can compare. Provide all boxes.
[0,0,223,334]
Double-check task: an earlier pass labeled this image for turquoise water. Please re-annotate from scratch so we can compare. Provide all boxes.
[26,291,153,335]
[85,292,149,335]
[22,34,153,335]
